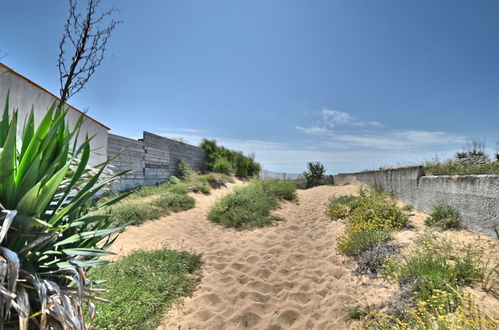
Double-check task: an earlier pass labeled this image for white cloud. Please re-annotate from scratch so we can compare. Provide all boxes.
[321,109,382,128]
[298,129,466,150]
[296,126,332,136]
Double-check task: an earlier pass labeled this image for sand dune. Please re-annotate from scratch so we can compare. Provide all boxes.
[110,184,396,329]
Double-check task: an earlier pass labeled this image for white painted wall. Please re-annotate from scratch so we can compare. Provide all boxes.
[0,63,109,166]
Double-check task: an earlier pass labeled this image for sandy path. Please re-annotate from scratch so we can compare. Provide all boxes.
[111,184,395,330]
[109,183,498,329]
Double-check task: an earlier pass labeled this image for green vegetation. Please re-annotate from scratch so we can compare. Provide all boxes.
[101,172,232,226]
[337,230,392,257]
[175,158,193,179]
[384,235,484,306]
[361,292,499,329]
[425,204,461,229]
[326,195,360,220]
[327,190,408,275]
[209,179,296,228]
[342,304,373,320]
[424,161,499,175]
[424,142,499,175]
[200,139,261,178]
[302,161,326,188]
[0,98,126,327]
[357,234,497,329]
[91,248,202,330]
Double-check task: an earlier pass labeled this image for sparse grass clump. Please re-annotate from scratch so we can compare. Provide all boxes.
[91,248,202,330]
[209,180,296,228]
[152,193,195,212]
[327,195,359,220]
[383,235,485,310]
[425,204,461,230]
[109,203,165,226]
[101,173,233,225]
[259,179,297,201]
[337,230,391,256]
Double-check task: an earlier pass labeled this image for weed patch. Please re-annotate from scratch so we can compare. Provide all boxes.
[383,235,485,310]
[209,180,296,228]
[91,248,202,330]
[425,204,461,230]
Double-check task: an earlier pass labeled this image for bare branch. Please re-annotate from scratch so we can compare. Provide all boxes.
[58,0,121,108]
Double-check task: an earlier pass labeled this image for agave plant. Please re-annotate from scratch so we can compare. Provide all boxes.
[0,95,127,329]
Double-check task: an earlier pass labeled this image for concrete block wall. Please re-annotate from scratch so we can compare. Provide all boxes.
[107,131,206,191]
[334,167,499,239]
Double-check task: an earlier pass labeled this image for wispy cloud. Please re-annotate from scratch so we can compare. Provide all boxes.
[321,109,382,128]
[297,109,466,151]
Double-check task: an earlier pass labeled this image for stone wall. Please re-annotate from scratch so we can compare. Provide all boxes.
[107,131,206,191]
[334,167,499,239]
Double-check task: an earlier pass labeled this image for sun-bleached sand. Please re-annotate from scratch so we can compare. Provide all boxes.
[109,182,498,329]
[110,184,395,329]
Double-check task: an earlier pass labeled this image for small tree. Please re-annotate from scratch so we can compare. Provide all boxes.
[58,0,121,108]
[303,161,326,188]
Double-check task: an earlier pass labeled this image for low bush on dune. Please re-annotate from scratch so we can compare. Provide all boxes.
[101,172,232,225]
[382,235,485,308]
[152,193,195,212]
[425,203,461,230]
[328,189,408,270]
[327,195,360,220]
[209,180,296,228]
[91,248,202,330]
[258,179,297,201]
[358,234,496,329]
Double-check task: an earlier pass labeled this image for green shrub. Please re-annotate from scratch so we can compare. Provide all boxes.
[176,159,193,179]
[425,204,461,229]
[208,181,292,228]
[200,139,261,177]
[0,98,127,327]
[91,248,202,330]
[152,193,195,212]
[259,179,297,201]
[200,185,212,194]
[348,190,408,233]
[212,156,232,174]
[383,235,484,310]
[169,175,182,184]
[326,195,359,220]
[302,161,326,188]
[110,203,164,225]
[337,230,392,256]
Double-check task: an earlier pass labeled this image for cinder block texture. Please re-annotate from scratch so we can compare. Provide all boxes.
[107,132,206,191]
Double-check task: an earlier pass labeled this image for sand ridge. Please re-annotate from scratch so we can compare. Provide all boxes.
[111,184,395,329]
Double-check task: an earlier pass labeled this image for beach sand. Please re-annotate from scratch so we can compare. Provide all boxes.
[109,183,498,329]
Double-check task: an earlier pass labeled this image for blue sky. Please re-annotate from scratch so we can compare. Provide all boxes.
[1,0,499,173]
